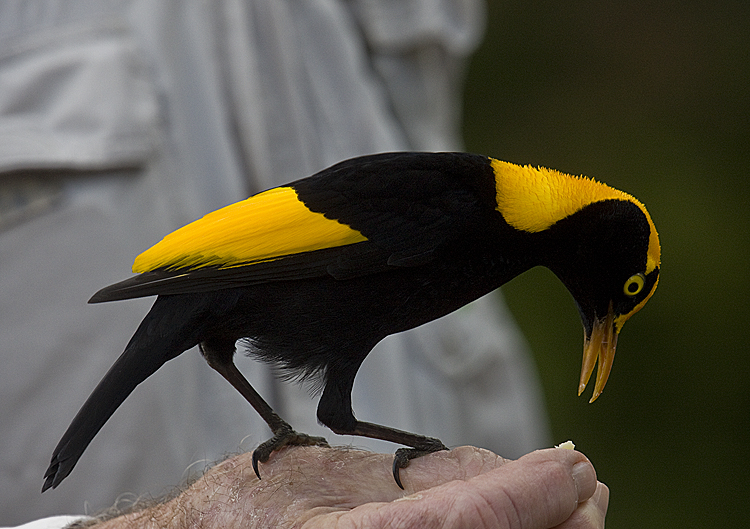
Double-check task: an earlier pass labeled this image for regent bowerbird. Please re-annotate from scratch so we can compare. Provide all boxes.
[42,151,660,491]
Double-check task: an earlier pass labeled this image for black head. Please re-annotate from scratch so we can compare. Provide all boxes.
[544,199,661,401]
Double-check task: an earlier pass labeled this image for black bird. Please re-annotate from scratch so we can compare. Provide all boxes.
[42,152,660,491]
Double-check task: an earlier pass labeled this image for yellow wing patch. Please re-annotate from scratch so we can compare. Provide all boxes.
[490,158,661,274]
[133,187,367,273]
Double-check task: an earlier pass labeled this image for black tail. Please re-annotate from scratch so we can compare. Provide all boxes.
[42,296,206,491]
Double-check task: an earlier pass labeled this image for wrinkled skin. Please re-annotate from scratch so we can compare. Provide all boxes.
[95,446,608,529]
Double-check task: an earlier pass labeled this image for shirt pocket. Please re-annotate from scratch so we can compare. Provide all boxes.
[0,21,160,230]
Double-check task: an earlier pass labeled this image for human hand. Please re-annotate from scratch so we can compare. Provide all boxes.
[95,445,608,529]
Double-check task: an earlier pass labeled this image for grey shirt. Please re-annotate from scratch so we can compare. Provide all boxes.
[0,0,549,523]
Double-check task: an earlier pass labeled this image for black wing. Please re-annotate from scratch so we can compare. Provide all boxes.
[90,152,498,303]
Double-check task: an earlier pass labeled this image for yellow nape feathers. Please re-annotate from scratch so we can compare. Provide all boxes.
[490,158,660,274]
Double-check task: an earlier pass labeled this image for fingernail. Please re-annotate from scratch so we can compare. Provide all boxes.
[594,483,610,515]
[572,461,596,501]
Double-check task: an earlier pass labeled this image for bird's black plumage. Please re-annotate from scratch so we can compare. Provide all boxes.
[43,152,660,491]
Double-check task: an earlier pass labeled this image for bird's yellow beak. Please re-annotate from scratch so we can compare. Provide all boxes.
[578,302,618,403]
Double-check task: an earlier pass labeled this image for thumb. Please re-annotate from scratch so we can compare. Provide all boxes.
[466,448,599,529]
[391,448,598,529]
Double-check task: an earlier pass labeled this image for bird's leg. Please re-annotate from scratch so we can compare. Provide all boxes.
[350,421,448,489]
[317,374,448,489]
[200,341,329,479]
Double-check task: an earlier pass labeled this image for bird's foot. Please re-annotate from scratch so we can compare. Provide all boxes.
[392,438,449,489]
[252,423,329,479]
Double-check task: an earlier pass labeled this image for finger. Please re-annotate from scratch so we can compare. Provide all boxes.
[450,448,598,529]
[554,482,610,529]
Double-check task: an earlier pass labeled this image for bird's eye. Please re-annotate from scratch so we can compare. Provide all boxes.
[623,273,646,296]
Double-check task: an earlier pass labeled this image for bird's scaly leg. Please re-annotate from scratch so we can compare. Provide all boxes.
[201,342,329,479]
[349,421,448,489]
[317,371,448,488]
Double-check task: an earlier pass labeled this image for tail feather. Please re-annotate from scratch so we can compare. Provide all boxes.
[42,296,206,491]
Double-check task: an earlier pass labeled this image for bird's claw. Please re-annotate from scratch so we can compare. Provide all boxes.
[252,424,329,479]
[392,440,449,489]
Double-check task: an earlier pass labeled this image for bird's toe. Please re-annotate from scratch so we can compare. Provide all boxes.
[252,425,330,479]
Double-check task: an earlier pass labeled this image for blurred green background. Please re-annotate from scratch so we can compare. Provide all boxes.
[462,1,749,527]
